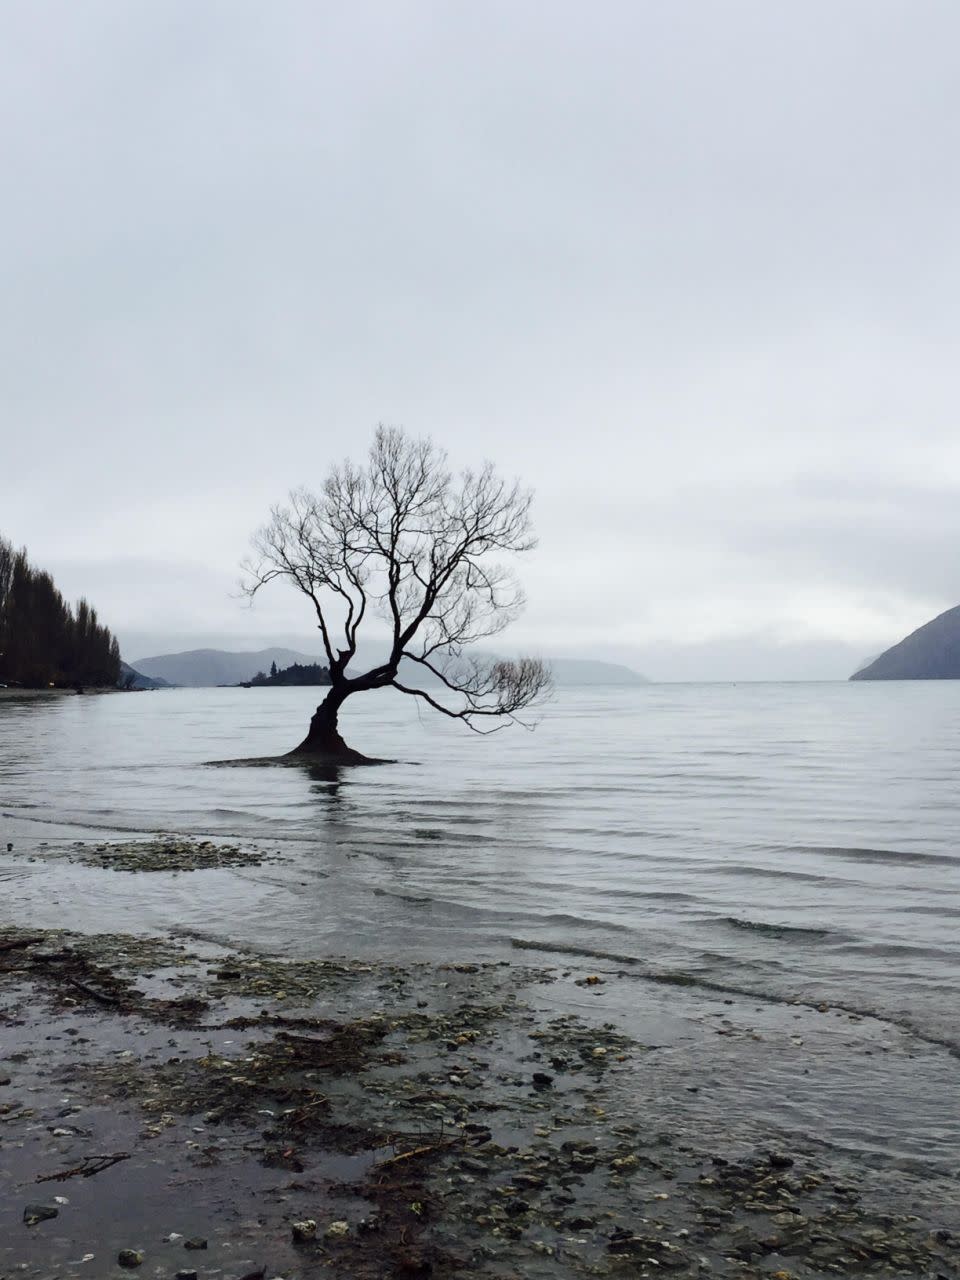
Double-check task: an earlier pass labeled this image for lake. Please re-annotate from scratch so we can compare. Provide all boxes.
[2,681,960,1179]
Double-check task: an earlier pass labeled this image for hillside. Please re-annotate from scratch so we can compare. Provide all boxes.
[850,605,960,680]
[131,648,319,688]
[546,658,648,685]
[132,646,649,688]
[119,661,171,691]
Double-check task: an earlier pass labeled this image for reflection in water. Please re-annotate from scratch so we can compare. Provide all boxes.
[302,759,347,805]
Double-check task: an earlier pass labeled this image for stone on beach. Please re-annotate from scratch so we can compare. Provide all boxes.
[23,1203,58,1226]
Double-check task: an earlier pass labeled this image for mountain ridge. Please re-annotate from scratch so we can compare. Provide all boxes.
[132,648,314,688]
[119,660,171,690]
[850,605,960,680]
[131,646,650,688]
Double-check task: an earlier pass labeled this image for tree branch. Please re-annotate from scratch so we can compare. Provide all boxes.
[241,426,551,735]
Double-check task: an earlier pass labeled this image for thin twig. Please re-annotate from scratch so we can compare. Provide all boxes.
[374,1136,464,1169]
[37,1152,131,1182]
[63,977,127,1006]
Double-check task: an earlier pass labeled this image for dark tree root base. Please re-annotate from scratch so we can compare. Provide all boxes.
[206,699,393,767]
[285,747,393,766]
[205,752,394,768]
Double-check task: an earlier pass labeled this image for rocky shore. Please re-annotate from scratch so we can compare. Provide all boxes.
[1,887,957,1279]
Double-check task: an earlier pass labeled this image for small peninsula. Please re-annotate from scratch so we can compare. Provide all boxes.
[248,660,332,687]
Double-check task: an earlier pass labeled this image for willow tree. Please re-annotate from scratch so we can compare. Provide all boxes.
[243,427,551,762]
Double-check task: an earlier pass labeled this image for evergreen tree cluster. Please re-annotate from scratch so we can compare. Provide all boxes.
[0,536,121,688]
[249,661,332,687]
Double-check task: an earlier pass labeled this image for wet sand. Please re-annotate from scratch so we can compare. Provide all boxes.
[1,868,958,1279]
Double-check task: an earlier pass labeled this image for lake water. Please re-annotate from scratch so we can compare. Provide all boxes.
[2,682,960,1179]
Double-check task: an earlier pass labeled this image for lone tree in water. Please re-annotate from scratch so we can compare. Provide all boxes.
[243,427,551,762]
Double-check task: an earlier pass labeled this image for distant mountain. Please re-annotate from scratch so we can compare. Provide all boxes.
[851,652,883,676]
[545,658,648,685]
[850,605,960,680]
[119,661,171,690]
[132,646,650,688]
[132,648,319,687]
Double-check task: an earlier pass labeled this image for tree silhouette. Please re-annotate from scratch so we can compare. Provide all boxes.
[243,427,550,762]
[0,536,121,688]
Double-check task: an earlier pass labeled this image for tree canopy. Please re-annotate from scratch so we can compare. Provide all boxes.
[244,426,550,760]
[249,661,332,687]
[0,536,121,688]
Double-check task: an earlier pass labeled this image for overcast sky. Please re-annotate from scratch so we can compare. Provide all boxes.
[2,1,958,680]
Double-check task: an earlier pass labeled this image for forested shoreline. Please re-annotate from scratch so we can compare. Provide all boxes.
[0,536,121,688]
[249,660,332,687]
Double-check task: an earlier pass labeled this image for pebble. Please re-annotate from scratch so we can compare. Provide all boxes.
[184,1237,208,1250]
[117,1249,144,1268]
[291,1218,317,1242]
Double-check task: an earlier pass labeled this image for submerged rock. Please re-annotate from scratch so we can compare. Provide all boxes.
[23,1203,58,1226]
[44,835,270,874]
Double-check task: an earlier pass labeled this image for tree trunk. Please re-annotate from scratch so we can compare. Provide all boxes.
[287,686,372,763]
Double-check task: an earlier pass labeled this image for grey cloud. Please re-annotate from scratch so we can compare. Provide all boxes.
[673,475,960,603]
[3,1,959,680]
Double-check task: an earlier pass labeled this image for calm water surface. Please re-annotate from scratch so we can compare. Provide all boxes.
[2,682,958,1044]
[3,682,960,1178]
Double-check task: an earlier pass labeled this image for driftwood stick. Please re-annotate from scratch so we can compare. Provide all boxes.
[63,977,127,1006]
[374,1136,464,1169]
[0,936,43,954]
[37,1152,131,1182]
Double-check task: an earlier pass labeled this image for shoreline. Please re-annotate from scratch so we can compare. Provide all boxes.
[1,909,957,1278]
[0,687,123,701]
[0,688,77,700]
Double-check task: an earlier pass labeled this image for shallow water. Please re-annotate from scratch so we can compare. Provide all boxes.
[3,683,959,1042]
[3,682,960,1179]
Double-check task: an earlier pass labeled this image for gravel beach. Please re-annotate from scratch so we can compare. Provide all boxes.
[1,841,957,1280]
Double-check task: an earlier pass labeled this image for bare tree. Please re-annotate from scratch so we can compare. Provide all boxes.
[242,427,552,762]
